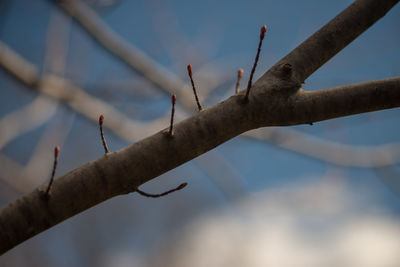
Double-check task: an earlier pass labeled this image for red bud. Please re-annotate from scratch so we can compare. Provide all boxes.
[99,114,104,125]
[260,25,267,39]
[177,182,188,190]
[172,94,176,105]
[238,69,244,78]
[187,64,192,76]
[54,146,60,157]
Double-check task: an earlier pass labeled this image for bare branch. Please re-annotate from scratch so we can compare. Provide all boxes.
[270,0,399,84]
[0,112,75,195]
[245,128,400,168]
[0,41,172,141]
[0,42,39,86]
[56,0,197,110]
[0,0,399,254]
[0,97,57,150]
[3,42,398,169]
[1,73,398,253]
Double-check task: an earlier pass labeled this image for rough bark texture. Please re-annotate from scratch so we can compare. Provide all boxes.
[0,0,399,254]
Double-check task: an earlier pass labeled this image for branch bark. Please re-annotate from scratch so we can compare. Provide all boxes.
[0,0,399,254]
[3,41,400,168]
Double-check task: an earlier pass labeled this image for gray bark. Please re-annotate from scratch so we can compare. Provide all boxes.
[0,0,399,255]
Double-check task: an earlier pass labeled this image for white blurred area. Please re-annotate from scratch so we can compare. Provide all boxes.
[130,171,400,267]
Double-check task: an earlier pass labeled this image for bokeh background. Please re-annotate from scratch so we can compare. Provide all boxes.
[0,0,400,266]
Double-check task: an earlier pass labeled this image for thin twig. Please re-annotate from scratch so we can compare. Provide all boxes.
[187,64,203,111]
[44,146,60,197]
[99,114,110,153]
[136,182,187,198]
[169,94,176,136]
[245,25,267,101]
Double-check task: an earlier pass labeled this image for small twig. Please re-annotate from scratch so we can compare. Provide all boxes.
[187,64,202,111]
[169,94,176,136]
[235,69,244,94]
[99,114,110,154]
[44,146,60,197]
[244,25,267,101]
[136,182,188,198]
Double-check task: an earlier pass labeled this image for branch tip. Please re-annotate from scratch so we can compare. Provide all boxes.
[136,182,188,198]
[187,64,202,111]
[44,145,60,198]
[177,182,188,190]
[99,114,104,125]
[260,25,267,39]
[99,114,110,154]
[54,145,60,158]
[245,25,267,101]
[172,94,176,105]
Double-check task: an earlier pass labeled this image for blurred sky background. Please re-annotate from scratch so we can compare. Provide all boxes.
[0,0,400,266]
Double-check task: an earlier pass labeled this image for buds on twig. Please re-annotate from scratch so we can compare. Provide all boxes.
[187,64,202,111]
[244,25,267,101]
[137,182,188,198]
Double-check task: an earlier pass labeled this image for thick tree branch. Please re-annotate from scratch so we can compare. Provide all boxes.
[0,74,398,254]
[0,0,399,255]
[270,0,399,83]
[3,42,399,168]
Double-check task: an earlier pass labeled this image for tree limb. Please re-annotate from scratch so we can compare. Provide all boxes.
[54,0,197,110]
[272,0,399,83]
[0,0,399,255]
[246,127,400,167]
[3,41,399,168]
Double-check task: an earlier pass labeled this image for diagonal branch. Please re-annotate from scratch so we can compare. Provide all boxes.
[0,0,399,255]
[0,41,172,141]
[4,41,398,168]
[54,0,197,110]
[269,0,399,84]
[0,75,398,254]
[0,96,57,150]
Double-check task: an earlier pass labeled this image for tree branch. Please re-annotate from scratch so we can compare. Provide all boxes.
[3,41,398,168]
[271,0,399,83]
[54,0,197,110]
[0,0,399,254]
[246,127,400,168]
[0,41,170,141]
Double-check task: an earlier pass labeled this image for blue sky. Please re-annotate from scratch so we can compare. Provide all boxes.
[0,0,399,266]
